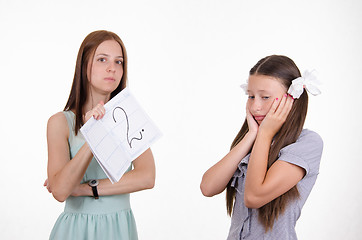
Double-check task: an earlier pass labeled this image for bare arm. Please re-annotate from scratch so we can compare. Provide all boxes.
[244,94,305,208]
[200,132,256,197]
[47,102,106,202]
[47,112,93,202]
[200,104,261,197]
[72,148,156,197]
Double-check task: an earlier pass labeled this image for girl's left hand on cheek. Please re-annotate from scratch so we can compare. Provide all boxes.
[259,94,294,138]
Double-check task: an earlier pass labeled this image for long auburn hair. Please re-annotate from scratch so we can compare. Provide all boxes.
[64,30,128,135]
[226,55,308,231]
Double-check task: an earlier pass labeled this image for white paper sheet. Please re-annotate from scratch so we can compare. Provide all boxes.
[80,87,162,183]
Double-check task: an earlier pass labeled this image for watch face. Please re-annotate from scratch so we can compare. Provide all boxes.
[89,179,99,187]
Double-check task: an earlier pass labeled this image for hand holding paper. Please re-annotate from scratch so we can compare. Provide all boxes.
[80,88,162,183]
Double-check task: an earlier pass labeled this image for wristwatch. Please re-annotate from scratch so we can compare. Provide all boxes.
[88,179,99,199]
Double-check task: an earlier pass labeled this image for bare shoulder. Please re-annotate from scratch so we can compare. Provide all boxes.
[47,112,69,139]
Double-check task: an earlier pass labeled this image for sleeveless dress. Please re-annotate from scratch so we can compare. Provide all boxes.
[49,111,138,240]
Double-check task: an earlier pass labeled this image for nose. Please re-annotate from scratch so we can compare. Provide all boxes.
[107,62,116,73]
[249,99,262,113]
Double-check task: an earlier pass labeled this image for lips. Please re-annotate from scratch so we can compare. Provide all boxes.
[253,115,265,121]
[104,77,115,81]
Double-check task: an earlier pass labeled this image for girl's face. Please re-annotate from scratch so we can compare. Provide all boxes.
[246,74,287,124]
[87,40,124,95]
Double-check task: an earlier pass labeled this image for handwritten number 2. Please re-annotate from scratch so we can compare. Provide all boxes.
[112,107,144,148]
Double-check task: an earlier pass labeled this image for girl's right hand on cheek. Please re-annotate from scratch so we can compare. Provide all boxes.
[246,106,259,136]
[84,101,105,122]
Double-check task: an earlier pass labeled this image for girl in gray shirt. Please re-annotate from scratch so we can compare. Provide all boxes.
[201,55,323,239]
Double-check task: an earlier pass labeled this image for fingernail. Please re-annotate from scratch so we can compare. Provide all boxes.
[276,98,278,101]
[285,94,288,97]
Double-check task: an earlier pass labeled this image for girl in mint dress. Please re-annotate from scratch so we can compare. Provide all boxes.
[45,30,155,240]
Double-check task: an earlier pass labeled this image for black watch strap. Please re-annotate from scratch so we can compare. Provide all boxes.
[88,179,99,199]
[91,186,99,199]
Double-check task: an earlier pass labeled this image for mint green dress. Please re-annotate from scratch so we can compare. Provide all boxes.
[50,111,138,240]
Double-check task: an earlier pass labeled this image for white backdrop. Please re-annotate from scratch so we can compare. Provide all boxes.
[1,0,361,239]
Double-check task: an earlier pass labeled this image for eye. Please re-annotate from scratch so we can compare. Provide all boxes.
[248,96,255,99]
[97,57,106,62]
[115,60,123,65]
[262,96,270,100]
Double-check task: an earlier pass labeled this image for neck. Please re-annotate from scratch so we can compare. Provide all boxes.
[84,90,111,113]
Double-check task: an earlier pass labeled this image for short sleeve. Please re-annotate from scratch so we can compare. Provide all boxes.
[278,129,323,177]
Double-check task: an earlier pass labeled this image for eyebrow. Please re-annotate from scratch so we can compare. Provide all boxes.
[247,89,269,92]
[96,53,123,58]
[247,90,272,94]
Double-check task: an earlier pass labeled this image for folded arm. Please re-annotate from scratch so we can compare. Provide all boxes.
[47,112,93,202]
[71,148,155,197]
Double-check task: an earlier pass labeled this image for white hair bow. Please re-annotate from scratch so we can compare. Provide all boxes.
[287,70,321,99]
[240,83,248,94]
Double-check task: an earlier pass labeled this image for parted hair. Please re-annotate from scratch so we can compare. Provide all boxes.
[64,30,128,135]
[226,55,309,231]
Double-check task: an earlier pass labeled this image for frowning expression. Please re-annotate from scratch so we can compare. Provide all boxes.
[87,40,124,95]
[246,74,287,124]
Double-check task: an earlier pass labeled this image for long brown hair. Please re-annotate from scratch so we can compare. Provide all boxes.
[226,55,308,231]
[64,30,128,135]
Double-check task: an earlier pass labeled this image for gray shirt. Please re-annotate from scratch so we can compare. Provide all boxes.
[227,129,323,240]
